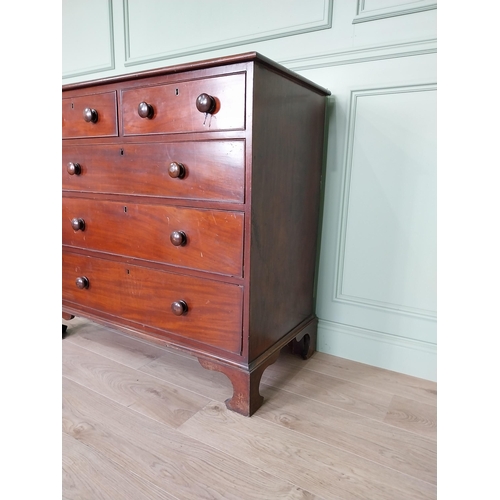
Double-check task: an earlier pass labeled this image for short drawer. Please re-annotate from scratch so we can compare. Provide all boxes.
[63,198,244,277]
[62,140,245,202]
[62,253,243,354]
[121,73,245,136]
[62,91,118,138]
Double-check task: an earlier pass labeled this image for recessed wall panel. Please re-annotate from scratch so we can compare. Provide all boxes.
[338,86,437,317]
[354,0,437,23]
[124,0,332,65]
[362,0,429,10]
[62,0,114,78]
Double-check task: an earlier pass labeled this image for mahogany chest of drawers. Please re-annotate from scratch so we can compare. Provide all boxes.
[62,52,330,416]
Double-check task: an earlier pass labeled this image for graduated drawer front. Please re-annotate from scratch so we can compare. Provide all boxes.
[62,140,245,202]
[62,91,118,139]
[63,198,244,277]
[62,253,243,354]
[121,73,245,136]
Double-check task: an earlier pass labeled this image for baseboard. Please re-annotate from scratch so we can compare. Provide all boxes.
[317,319,436,382]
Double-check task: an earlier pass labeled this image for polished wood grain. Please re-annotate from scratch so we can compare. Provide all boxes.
[62,253,243,353]
[61,52,329,96]
[198,348,281,416]
[246,62,326,360]
[62,52,330,415]
[63,318,437,499]
[121,73,246,135]
[62,91,118,138]
[62,197,244,276]
[62,140,245,202]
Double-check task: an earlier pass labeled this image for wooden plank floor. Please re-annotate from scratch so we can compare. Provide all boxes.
[62,317,437,500]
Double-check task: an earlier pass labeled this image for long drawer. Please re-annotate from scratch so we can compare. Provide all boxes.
[62,253,243,354]
[63,198,244,277]
[121,73,246,135]
[62,140,245,202]
[62,91,118,139]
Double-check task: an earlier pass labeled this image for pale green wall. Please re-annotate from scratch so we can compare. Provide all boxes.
[63,0,437,381]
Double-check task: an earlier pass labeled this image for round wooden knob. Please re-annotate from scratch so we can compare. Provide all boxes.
[168,162,185,179]
[83,108,98,123]
[67,162,81,175]
[138,102,154,119]
[170,231,187,246]
[75,276,89,289]
[71,218,85,231]
[171,300,188,316]
[196,93,216,114]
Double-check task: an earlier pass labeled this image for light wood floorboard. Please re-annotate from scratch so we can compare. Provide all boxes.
[62,432,177,500]
[63,318,437,499]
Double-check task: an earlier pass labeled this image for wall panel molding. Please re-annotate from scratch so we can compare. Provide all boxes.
[123,0,333,67]
[334,84,437,319]
[62,0,115,79]
[283,38,436,71]
[354,0,437,24]
[317,318,437,381]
